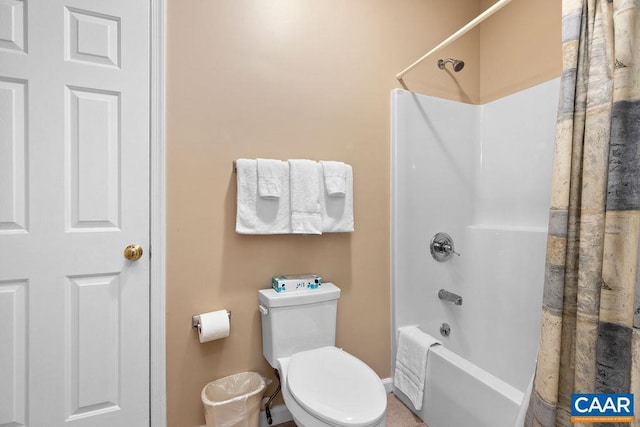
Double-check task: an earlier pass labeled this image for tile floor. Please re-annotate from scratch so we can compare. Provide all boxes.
[276,393,427,427]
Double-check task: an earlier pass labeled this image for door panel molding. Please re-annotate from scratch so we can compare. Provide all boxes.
[0,279,27,427]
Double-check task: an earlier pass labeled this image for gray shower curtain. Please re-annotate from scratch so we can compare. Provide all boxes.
[527,0,640,426]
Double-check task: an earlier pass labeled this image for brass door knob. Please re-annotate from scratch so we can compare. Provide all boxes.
[124,244,144,261]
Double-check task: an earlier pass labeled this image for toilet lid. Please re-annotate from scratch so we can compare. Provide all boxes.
[287,346,386,427]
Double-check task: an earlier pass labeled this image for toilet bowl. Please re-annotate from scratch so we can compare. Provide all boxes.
[278,346,386,427]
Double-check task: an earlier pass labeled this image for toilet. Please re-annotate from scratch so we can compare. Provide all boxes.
[258,283,387,427]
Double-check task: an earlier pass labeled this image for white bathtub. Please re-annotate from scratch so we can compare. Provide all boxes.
[393,343,524,427]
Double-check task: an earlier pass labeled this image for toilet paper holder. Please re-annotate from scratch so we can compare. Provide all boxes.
[192,310,231,329]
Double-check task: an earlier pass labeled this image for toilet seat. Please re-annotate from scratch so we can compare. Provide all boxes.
[287,346,386,427]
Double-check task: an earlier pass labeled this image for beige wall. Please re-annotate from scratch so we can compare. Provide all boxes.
[479,0,562,102]
[166,1,560,426]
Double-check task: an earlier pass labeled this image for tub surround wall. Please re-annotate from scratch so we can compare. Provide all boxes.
[392,78,561,400]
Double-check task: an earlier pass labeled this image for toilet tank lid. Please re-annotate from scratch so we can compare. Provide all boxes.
[258,283,340,308]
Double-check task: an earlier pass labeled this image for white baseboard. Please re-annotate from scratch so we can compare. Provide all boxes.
[382,377,393,394]
[260,404,292,427]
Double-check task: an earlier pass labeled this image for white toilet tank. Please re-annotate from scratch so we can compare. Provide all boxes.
[258,283,341,368]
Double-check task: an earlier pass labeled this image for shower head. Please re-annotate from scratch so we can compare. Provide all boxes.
[437,58,465,72]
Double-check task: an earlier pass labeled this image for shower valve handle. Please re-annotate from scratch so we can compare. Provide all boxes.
[430,232,460,262]
[439,242,460,257]
[433,241,460,256]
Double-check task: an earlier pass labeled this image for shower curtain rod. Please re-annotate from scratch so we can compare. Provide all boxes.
[396,0,513,81]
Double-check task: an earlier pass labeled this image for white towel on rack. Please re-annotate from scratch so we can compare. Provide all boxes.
[235,159,291,234]
[394,326,441,411]
[319,162,354,232]
[320,161,347,197]
[257,158,286,199]
[288,159,322,234]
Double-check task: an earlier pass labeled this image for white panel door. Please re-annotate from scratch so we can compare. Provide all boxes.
[0,1,150,426]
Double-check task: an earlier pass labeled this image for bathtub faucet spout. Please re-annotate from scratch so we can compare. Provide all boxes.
[438,289,463,305]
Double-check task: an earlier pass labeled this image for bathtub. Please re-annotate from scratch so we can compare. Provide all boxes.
[393,343,524,427]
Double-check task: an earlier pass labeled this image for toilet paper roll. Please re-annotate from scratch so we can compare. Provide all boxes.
[198,310,230,343]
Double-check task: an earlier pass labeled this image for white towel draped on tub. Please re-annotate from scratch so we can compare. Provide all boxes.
[288,159,322,234]
[319,162,354,232]
[235,159,291,234]
[394,326,441,411]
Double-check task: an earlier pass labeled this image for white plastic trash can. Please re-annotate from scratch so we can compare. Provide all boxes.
[201,372,267,427]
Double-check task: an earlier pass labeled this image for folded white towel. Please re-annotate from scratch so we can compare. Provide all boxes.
[288,159,322,234]
[235,159,291,234]
[257,158,286,199]
[319,162,354,232]
[394,326,441,411]
[320,161,347,197]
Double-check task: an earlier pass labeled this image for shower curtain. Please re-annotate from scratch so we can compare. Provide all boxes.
[527,0,640,426]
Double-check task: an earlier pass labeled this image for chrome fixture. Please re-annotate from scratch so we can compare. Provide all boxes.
[437,58,465,72]
[430,232,460,262]
[440,323,451,337]
[439,289,463,306]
